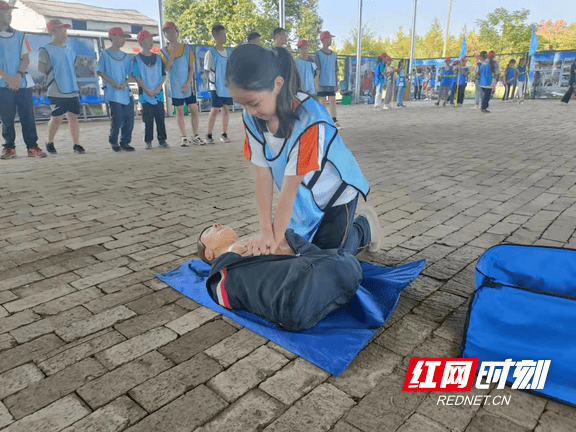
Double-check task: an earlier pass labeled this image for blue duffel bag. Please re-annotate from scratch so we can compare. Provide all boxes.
[461,244,576,406]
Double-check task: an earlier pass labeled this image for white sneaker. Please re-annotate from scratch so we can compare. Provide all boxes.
[180,136,190,147]
[220,133,231,143]
[382,105,390,110]
[191,135,205,145]
[358,203,382,252]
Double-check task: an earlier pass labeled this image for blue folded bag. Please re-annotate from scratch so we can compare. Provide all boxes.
[158,259,425,376]
[462,244,576,405]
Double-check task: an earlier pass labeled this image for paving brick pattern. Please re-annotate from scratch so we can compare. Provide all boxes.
[0,100,575,431]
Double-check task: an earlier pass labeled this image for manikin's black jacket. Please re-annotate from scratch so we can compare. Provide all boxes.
[206,229,363,331]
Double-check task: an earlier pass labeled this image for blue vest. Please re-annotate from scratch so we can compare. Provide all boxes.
[134,54,163,105]
[295,57,316,95]
[243,95,370,242]
[43,43,78,94]
[479,62,493,87]
[413,73,422,86]
[317,50,337,87]
[506,67,515,84]
[0,30,26,89]
[99,49,132,105]
[440,65,453,86]
[373,62,384,84]
[396,69,406,87]
[458,67,469,85]
[517,65,526,82]
[162,44,193,99]
[210,47,230,98]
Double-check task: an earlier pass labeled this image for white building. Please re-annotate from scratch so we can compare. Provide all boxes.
[10,0,158,39]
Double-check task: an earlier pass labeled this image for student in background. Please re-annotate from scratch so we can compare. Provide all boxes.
[247,31,262,46]
[273,27,287,48]
[133,30,168,149]
[455,57,469,106]
[561,59,576,104]
[515,57,527,103]
[395,59,406,107]
[39,19,85,154]
[161,22,202,147]
[502,59,516,101]
[413,67,422,100]
[373,54,386,109]
[436,58,453,106]
[315,31,341,128]
[97,27,135,152]
[382,56,396,109]
[295,40,318,96]
[203,24,232,143]
[0,0,46,159]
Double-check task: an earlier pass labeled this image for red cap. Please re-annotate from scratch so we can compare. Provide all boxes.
[460,56,467,61]
[0,1,17,10]
[445,57,451,62]
[320,31,333,40]
[108,27,131,38]
[47,19,71,32]
[488,50,496,58]
[379,52,388,58]
[137,30,153,43]
[162,22,178,31]
[297,40,308,48]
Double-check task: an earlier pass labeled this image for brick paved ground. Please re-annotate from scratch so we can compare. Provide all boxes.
[1,99,575,432]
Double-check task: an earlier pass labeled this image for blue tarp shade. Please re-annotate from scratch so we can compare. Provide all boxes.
[462,244,576,406]
[158,259,425,376]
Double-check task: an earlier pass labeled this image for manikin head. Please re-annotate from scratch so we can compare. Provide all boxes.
[212,24,226,45]
[162,22,179,44]
[197,223,239,264]
[47,19,70,45]
[108,27,130,49]
[273,27,287,47]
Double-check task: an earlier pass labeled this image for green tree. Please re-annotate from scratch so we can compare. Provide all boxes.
[339,25,386,57]
[164,0,322,48]
[421,18,444,58]
[475,8,533,53]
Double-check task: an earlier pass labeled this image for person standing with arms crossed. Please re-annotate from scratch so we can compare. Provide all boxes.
[161,22,202,147]
[203,24,232,143]
[0,1,46,159]
[315,31,341,128]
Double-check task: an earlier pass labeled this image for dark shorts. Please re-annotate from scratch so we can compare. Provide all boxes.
[172,93,197,106]
[317,91,336,97]
[210,90,233,108]
[48,96,80,117]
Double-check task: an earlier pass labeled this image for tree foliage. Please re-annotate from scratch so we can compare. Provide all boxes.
[164,0,322,48]
[537,20,576,51]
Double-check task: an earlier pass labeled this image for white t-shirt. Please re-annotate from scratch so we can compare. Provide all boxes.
[203,47,227,92]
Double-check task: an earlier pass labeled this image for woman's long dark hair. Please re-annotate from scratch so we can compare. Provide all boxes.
[226,44,302,138]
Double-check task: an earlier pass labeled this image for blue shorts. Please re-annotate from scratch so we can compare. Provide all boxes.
[210,90,233,108]
[172,93,197,106]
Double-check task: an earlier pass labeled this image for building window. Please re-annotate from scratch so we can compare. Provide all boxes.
[72,20,87,30]
[131,25,143,34]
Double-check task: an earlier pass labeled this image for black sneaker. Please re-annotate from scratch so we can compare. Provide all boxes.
[73,144,85,154]
[120,144,135,152]
[158,141,170,148]
[220,133,231,143]
[111,144,121,152]
[46,142,57,154]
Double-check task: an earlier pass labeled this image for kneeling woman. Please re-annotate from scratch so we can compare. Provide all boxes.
[226,44,372,256]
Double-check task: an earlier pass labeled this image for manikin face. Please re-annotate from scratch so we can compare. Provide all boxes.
[164,27,179,44]
[228,77,284,121]
[321,37,331,49]
[201,223,239,260]
[50,27,68,44]
[298,44,309,57]
[0,10,12,28]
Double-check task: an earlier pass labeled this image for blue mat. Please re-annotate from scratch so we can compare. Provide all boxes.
[157,259,425,376]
